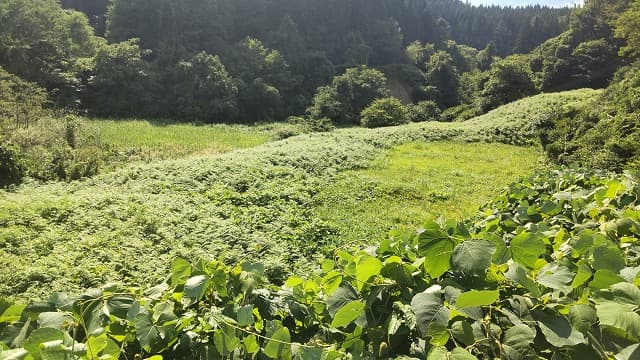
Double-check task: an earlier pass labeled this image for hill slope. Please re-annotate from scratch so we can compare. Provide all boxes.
[0,89,600,299]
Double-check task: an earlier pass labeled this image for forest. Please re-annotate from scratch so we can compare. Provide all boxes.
[1,0,640,359]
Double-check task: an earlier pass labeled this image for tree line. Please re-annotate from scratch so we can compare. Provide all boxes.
[1,0,571,123]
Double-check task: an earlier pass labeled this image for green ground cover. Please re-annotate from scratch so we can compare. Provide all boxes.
[315,142,542,245]
[0,90,599,300]
[89,119,277,160]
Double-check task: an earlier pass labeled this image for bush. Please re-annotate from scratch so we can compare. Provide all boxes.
[0,140,24,187]
[287,116,335,133]
[360,97,409,128]
[540,63,640,170]
[307,66,390,125]
[0,67,48,129]
[408,101,441,122]
[7,115,106,183]
[439,103,481,122]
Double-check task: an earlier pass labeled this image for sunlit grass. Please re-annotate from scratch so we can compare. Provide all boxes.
[89,119,274,160]
[315,141,544,245]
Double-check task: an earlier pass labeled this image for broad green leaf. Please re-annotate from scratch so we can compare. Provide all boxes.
[237,305,254,327]
[450,347,478,359]
[418,223,454,278]
[455,290,500,308]
[0,304,26,323]
[536,263,573,291]
[568,304,597,333]
[327,284,358,317]
[533,311,586,347]
[451,321,475,346]
[589,270,625,290]
[134,312,177,354]
[213,324,240,357]
[105,295,135,319]
[102,337,121,359]
[381,261,415,286]
[426,346,448,360]
[510,232,546,269]
[355,255,382,289]
[143,283,169,300]
[263,327,291,359]
[322,271,343,295]
[23,328,66,359]
[593,246,625,273]
[152,301,177,324]
[170,258,191,286]
[503,324,536,360]
[451,240,495,276]
[183,275,209,306]
[595,282,640,306]
[243,334,260,354]
[86,334,108,358]
[505,263,541,297]
[37,312,72,330]
[571,263,592,289]
[331,301,365,328]
[596,301,640,342]
[421,237,454,278]
[411,286,450,345]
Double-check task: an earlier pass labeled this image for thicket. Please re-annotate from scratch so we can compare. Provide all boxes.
[540,62,640,171]
[2,169,639,359]
[360,97,409,128]
[0,67,107,186]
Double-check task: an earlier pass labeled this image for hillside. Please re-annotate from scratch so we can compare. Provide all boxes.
[1,90,639,359]
[0,89,599,300]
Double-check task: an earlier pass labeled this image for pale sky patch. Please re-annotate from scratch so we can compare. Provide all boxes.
[464,0,583,7]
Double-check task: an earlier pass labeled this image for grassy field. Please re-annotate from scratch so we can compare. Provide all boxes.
[0,89,599,300]
[315,142,542,244]
[89,119,281,160]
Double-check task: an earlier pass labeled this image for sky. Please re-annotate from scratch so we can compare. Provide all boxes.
[465,0,583,7]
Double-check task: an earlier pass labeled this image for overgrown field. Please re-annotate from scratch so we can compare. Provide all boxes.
[0,90,599,300]
[2,169,639,359]
[315,142,541,244]
[89,120,285,162]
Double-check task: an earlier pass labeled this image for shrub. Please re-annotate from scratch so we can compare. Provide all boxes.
[7,115,106,183]
[408,101,441,122]
[480,56,537,112]
[439,103,481,122]
[287,116,335,133]
[0,67,48,129]
[0,140,24,187]
[360,97,409,128]
[307,66,390,125]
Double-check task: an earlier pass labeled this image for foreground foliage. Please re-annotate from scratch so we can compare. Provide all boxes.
[1,169,639,359]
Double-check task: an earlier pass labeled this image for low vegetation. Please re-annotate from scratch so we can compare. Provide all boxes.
[2,169,638,359]
[314,142,541,245]
[0,117,545,301]
[90,119,277,162]
[2,0,640,357]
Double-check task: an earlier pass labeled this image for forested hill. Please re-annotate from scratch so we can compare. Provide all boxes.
[64,0,570,57]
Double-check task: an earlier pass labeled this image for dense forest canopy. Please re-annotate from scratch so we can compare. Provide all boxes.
[14,0,569,122]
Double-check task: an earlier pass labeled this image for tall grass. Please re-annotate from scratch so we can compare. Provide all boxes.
[314,142,542,245]
[89,119,274,159]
